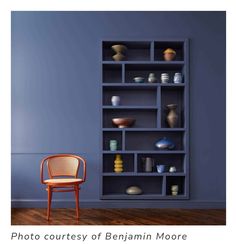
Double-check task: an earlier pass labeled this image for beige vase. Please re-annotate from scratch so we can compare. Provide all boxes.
[166,104,178,128]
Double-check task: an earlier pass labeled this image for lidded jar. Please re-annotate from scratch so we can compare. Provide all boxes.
[173,73,182,83]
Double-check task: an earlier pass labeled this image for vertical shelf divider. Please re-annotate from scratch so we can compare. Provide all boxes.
[157,86,161,128]
[162,175,166,196]
[122,130,125,151]
[134,153,138,173]
[122,63,125,83]
[150,41,154,61]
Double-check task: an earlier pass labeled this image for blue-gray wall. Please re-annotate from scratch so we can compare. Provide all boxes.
[11,11,226,208]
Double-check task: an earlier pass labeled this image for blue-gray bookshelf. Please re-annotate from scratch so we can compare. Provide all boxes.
[101,40,189,200]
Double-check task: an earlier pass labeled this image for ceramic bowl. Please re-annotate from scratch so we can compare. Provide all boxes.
[112,118,135,128]
[126,186,142,195]
[133,77,145,83]
[111,44,127,53]
[166,104,177,110]
[112,53,125,61]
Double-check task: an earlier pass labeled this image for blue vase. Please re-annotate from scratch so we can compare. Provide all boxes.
[155,137,175,150]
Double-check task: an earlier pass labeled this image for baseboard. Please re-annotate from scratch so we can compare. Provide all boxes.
[11,199,226,209]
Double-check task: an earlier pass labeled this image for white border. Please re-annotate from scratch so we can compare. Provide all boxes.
[1,0,234,243]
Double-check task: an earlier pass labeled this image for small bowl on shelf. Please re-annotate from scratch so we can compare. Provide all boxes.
[133,77,145,83]
[112,118,136,128]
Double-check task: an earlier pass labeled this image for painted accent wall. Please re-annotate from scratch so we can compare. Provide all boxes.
[11,11,226,208]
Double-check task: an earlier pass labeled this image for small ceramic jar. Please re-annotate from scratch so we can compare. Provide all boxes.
[148,73,157,83]
[171,185,179,196]
[161,73,169,83]
[171,185,179,192]
[173,73,182,83]
[111,96,120,106]
[110,140,118,151]
[169,166,177,173]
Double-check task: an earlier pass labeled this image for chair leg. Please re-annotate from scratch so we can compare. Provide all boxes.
[74,185,79,219]
[47,186,52,220]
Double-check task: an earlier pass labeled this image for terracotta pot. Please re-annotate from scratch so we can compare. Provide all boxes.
[166,104,178,128]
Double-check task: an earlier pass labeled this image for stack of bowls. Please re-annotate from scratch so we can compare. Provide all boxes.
[161,73,169,83]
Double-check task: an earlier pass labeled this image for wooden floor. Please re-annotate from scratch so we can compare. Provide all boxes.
[11,208,226,225]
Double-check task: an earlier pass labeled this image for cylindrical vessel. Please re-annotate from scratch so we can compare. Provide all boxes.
[111,96,120,106]
[143,157,154,172]
[166,104,178,128]
[161,73,169,83]
[114,154,123,173]
[173,73,182,83]
[109,140,118,151]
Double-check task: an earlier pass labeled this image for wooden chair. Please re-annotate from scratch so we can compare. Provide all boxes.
[40,154,86,220]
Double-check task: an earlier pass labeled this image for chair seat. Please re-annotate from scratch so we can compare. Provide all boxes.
[44,178,83,186]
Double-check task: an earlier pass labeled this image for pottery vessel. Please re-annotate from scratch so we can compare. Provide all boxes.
[163,48,176,61]
[126,186,142,195]
[155,137,175,150]
[171,185,179,191]
[171,191,178,196]
[169,166,177,173]
[166,104,178,128]
[171,185,179,196]
[114,154,123,173]
[111,96,120,106]
[142,157,154,172]
[112,118,135,128]
[161,73,169,83]
[156,165,166,173]
[133,77,145,83]
[111,44,127,61]
[173,72,182,83]
[148,73,157,83]
[110,140,118,151]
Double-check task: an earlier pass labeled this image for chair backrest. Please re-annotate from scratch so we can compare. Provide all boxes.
[40,154,86,183]
[47,155,79,178]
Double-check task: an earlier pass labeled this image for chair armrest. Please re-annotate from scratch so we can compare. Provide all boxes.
[78,156,86,182]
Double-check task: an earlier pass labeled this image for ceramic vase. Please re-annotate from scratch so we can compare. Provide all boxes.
[111,96,120,106]
[166,104,178,128]
[142,157,154,172]
[171,185,179,196]
[111,45,127,61]
[110,140,118,151]
[148,73,157,83]
[173,73,182,83]
[114,154,123,173]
